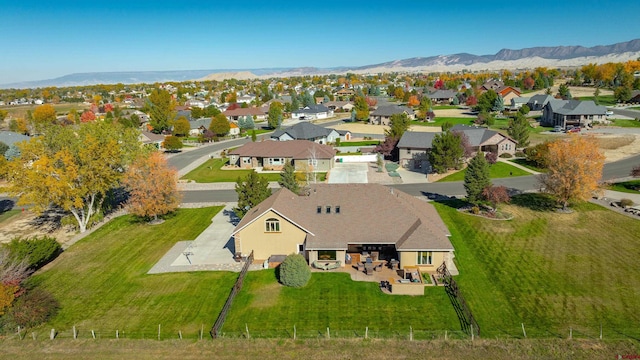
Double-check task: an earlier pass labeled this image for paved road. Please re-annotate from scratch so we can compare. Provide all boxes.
[610,107,640,119]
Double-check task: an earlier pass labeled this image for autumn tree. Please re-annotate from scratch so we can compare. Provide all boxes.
[80,110,96,123]
[209,113,230,136]
[374,137,398,159]
[122,152,181,222]
[234,170,271,218]
[172,116,191,137]
[162,135,183,151]
[464,152,491,203]
[147,89,176,133]
[417,96,432,120]
[407,95,420,107]
[353,96,369,121]
[267,102,283,129]
[482,185,511,211]
[0,248,31,315]
[524,141,552,169]
[31,104,57,130]
[508,112,529,148]
[539,136,605,210]
[278,160,300,194]
[5,122,141,233]
[429,131,463,173]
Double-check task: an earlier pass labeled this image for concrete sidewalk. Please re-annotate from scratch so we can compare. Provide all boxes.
[499,158,541,175]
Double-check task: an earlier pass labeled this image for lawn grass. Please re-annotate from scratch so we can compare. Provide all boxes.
[223,270,460,338]
[411,117,475,128]
[577,95,617,106]
[608,179,640,194]
[628,106,640,111]
[433,105,462,110]
[437,161,532,182]
[0,209,20,223]
[180,158,281,182]
[509,158,547,173]
[339,140,381,146]
[434,196,640,338]
[611,119,640,127]
[28,207,236,339]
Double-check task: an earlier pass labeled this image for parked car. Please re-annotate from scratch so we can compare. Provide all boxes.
[565,126,581,133]
[552,125,563,132]
[606,110,614,116]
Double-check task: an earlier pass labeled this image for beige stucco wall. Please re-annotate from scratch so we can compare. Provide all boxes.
[308,250,346,267]
[234,210,307,261]
[399,251,447,271]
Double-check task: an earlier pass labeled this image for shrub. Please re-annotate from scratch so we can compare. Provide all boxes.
[620,198,634,207]
[515,151,526,157]
[1,288,59,328]
[485,151,498,165]
[3,236,62,270]
[278,254,311,288]
[471,206,480,214]
[499,153,513,158]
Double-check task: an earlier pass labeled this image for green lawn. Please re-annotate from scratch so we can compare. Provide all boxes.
[435,196,640,338]
[338,140,381,146]
[181,158,327,183]
[223,270,460,338]
[628,106,640,111]
[577,95,617,106]
[433,105,462,110]
[509,158,547,173]
[608,179,640,194]
[611,119,640,128]
[0,209,20,223]
[437,161,532,182]
[411,117,474,128]
[28,207,237,339]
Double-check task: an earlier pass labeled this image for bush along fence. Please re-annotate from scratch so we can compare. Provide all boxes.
[210,250,254,339]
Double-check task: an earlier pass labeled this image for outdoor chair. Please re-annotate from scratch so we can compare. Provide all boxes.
[357,262,365,272]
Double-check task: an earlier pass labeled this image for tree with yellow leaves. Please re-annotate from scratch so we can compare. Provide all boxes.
[122,152,181,223]
[539,135,604,210]
[5,122,142,232]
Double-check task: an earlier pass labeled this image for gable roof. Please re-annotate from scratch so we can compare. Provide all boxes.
[371,105,415,117]
[450,124,517,146]
[188,118,210,130]
[233,184,453,252]
[427,89,457,100]
[546,99,606,115]
[293,104,330,114]
[397,131,437,149]
[223,107,267,117]
[271,122,334,140]
[0,131,30,147]
[527,94,554,107]
[228,139,336,159]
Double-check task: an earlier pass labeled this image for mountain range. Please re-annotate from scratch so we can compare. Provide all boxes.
[3,39,640,89]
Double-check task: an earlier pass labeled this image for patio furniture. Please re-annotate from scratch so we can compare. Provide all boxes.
[371,251,379,261]
[389,259,399,270]
[365,262,374,275]
[357,262,365,272]
[374,263,383,272]
[366,257,373,264]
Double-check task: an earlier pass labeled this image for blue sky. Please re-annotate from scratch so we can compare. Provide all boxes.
[1,0,639,84]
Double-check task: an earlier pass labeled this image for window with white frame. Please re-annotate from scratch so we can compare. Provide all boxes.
[269,158,284,165]
[308,159,318,166]
[265,218,280,232]
[417,251,433,265]
[242,157,251,164]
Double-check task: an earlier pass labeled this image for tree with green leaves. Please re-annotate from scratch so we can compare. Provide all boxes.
[5,121,142,233]
[278,161,300,194]
[476,90,498,113]
[238,115,255,131]
[301,91,314,107]
[267,102,283,129]
[251,129,257,142]
[234,170,271,218]
[172,116,191,137]
[614,85,632,103]
[209,113,230,136]
[518,104,530,115]
[464,152,491,204]
[508,113,529,148]
[147,89,176,133]
[384,113,410,140]
[558,83,572,100]
[417,96,432,120]
[428,131,463,173]
[354,96,369,121]
[162,135,183,152]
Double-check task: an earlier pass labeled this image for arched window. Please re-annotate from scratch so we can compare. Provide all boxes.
[265,218,280,232]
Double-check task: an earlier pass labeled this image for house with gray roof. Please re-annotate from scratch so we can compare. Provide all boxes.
[510,96,530,110]
[291,104,333,120]
[369,105,415,126]
[188,118,211,136]
[426,89,458,104]
[231,183,457,278]
[541,99,606,128]
[271,122,351,144]
[228,139,336,172]
[526,94,554,111]
[0,131,30,148]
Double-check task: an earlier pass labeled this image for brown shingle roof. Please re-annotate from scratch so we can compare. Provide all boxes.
[232,184,453,252]
[223,107,267,117]
[228,140,336,159]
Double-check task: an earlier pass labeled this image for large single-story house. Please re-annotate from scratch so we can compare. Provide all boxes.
[397,125,517,172]
[526,94,554,111]
[426,89,458,104]
[271,122,351,144]
[188,118,210,136]
[228,140,336,172]
[540,99,606,128]
[139,131,165,149]
[324,101,354,112]
[291,104,333,120]
[369,105,415,126]
[231,184,457,274]
[223,107,268,122]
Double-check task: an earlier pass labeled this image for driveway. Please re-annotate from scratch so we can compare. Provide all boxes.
[328,163,368,183]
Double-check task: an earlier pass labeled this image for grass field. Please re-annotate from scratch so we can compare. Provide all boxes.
[509,158,547,173]
[611,119,640,127]
[180,158,280,183]
[608,179,640,194]
[433,105,462,110]
[436,196,640,338]
[411,117,474,128]
[27,207,235,339]
[437,161,531,182]
[339,140,381,146]
[629,106,640,111]
[0,209,20,223]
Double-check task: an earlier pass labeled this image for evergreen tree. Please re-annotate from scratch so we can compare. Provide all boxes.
[492,96,504,113]
[428,131,463,173]
[234,170,271,218]
[251,129,257,142]
[278,161,300,194]
[476,90,498,113]
[464,152,491,204]
[508,113,529,148]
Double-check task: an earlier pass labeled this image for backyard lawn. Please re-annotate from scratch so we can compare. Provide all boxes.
[435,196,640,338]
[437,161,531,182]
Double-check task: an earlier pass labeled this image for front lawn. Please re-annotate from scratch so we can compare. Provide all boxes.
[577,95,617,106]
[28,207,236,339]
[436,196,640,338]
[180,158,281,183]
[411,117,474,128]
[437,161,531,182]
[608,179,640,193]
[339,140,381,146]
[509,158,547,173]
[0,209,20,223]
[611,119,640,128]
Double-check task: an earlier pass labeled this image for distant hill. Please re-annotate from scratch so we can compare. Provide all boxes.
[2,39,639,88]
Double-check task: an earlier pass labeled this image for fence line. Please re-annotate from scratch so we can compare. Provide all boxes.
[210,250,254,339]
[437,262,480,337]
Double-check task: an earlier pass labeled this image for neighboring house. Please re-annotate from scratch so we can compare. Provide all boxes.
[324,101,354,112]
[291,104,333,120]
[541,99,606,128]
[271,122,351,144]
[229,122,240,136]
[139,131,165,149]
[223,107,268,122]
[510,97,530,110]
[334,88,355,98]
[231,183,457,274]
[396,125,517,172]
[369,105,415,125]
[188,118,210,136]
[495,86,522,105]
[186,99,206,109]
[426,89,458,104]
[0,131,30,148]
[237,94,256,104]
[526,94,554,111]
[629,90,640,103]
[228,140,336,172]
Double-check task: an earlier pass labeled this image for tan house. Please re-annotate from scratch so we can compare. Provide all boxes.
[223,107,268,122]
[369,105,416,126]
[227,140,336,172]
[231,184,457,274]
